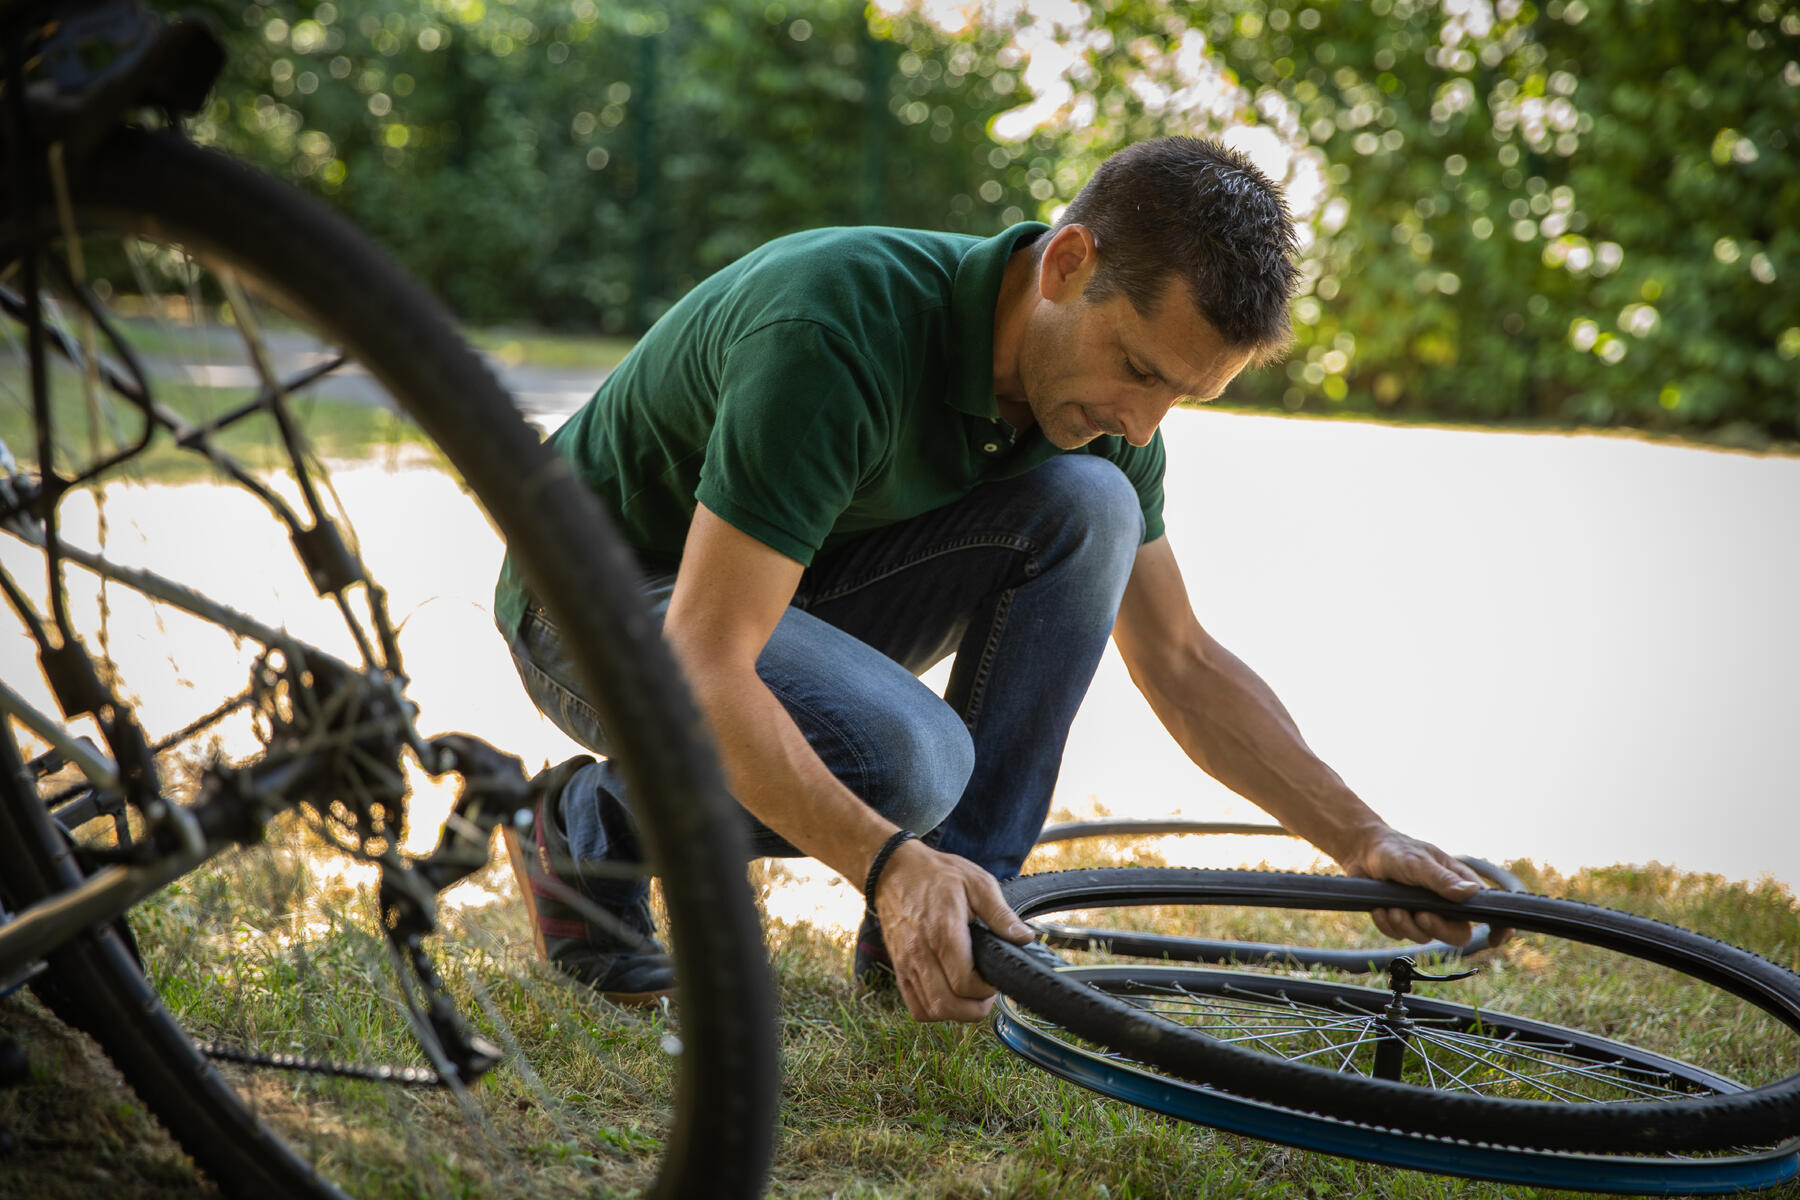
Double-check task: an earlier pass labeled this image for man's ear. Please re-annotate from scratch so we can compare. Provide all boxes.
[1038,224,1099,302]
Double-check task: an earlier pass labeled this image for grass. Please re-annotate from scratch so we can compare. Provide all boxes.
[2,818,1797,1200]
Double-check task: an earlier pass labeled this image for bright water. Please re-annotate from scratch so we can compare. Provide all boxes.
[1044,408,1798,894]
[5,407,1792,934]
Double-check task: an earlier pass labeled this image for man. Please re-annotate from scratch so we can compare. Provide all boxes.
[496,136,1485,1023]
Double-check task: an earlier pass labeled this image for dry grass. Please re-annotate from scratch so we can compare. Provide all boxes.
[3,826,1798,1199]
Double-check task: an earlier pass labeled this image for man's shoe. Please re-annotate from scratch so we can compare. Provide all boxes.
[502,756,675,1007]
[852,912,896,989]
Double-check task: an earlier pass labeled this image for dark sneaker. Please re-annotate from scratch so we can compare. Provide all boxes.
[502,756,675,1007]
[852,914,1069,988]
[852,912,896,989]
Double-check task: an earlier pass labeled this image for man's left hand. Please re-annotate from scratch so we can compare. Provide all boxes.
[1339,826,1486,946]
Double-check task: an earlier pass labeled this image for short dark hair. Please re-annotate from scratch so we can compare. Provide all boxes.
[1051,136,1300,363]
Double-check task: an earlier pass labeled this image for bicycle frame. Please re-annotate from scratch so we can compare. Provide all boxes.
[0,13,475,1018]
[0,503,290,994]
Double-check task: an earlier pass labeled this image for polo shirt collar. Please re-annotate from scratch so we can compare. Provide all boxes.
[946,221,1048,418]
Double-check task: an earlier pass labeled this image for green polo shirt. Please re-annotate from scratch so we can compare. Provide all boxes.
[494,222,1166,636]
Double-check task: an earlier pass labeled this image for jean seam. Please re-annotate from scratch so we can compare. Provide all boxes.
[960,585,1014,731]
[809,532,1037,605]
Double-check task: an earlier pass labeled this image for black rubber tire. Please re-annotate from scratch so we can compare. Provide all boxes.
[1032,818,1523,969]
[0,129,776,1199]
[973,867,1800,1155]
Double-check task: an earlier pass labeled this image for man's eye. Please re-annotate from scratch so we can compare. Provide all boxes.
[1125,358,1153,382]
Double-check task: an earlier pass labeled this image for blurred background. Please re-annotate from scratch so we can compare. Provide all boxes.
[176,0,1797,441]
[147,0,1799,898]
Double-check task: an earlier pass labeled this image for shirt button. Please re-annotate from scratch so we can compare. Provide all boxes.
[982,442,1000,453]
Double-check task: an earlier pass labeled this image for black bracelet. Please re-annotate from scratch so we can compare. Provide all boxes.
[862,829,918,920]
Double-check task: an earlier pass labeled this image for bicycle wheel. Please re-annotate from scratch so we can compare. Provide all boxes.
[995,966,1800,1194]
[0,128,776,1198]
[973,869,1800,1174]
[1031,818,1523,969]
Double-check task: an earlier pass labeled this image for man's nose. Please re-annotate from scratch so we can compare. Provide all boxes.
[1119,395,1170,446]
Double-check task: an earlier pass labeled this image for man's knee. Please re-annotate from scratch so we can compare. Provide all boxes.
[1033,456,1146,549]
[860,698,974,835]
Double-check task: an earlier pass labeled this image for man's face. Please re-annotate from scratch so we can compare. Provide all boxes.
[1015,272,1253,450]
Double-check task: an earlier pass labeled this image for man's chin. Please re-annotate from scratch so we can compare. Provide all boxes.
[1047,429,1095,450]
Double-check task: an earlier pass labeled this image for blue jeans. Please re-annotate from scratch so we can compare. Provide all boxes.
[508,455,1143,905]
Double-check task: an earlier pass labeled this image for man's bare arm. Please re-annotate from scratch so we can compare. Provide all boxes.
[661,504,1032,1020]
[1112,536,1483,944]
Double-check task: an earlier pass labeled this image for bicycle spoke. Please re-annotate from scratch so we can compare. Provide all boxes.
[1132,981,1712,1100]
[172,352,350,446]
[0,122,775,1199]
[1421,1025,1666,1083]
[1409,1026,1695,1101]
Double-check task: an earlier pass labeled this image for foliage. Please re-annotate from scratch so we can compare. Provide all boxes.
[172,0,1037,331]
[171,0,1799,435]
[918,0,1800,436]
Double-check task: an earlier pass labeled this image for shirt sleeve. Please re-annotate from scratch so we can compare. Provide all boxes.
[694,320,887,565]
[1094,431,1168,545]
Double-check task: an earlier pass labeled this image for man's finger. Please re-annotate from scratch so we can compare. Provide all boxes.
[1371,907,1404,940]
[896,942,994,1022]
[1416,909,1475,946]
[1375,905,1426,942]
[964,873,1033,945]
[1436,870,1482,900]
[1392,847,1482,901]
[1372,904,1477,947]
[921,908,997,1003]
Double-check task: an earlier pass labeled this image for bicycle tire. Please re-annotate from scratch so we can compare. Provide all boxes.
[994,966,1800,1194]
[0,129,776,1198]
[972,868,1800,1156]
[1032,818,1523,969]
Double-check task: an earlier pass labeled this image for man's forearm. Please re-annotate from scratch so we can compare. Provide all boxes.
[677,655,896,886]
[1130,635,1388,866]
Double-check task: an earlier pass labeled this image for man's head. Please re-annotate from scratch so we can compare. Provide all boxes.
[1050,136,1299,365]
[997,136,1300,450]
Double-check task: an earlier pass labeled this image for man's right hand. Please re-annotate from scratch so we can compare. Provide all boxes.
[665,508,1035,1021]
[870,839,1035,1023]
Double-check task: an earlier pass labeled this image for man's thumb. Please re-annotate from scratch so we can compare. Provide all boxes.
[970,886,1033,945]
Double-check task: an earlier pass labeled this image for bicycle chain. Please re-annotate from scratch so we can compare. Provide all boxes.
[194,1039,443,1088]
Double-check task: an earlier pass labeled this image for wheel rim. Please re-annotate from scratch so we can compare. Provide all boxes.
[995,973,1800,1195]
[976,868,1800,1159]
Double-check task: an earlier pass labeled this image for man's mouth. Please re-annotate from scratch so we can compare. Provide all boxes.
[1082,407,1122,437]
